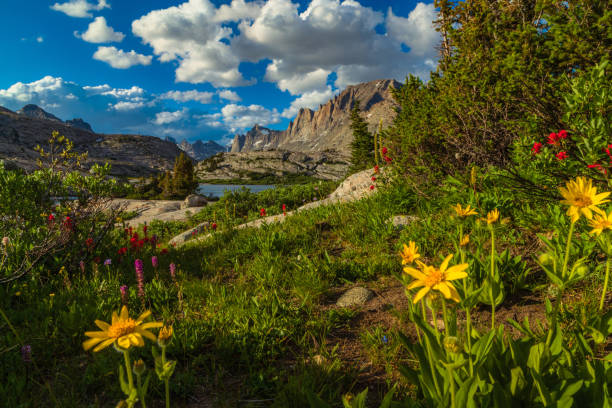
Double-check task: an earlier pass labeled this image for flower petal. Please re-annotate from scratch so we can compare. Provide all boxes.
[434,282,451,299]
[94,320,110,331]
[412,286,430,304]
[84,330,108,339]
[140,321,163,330]
[445,264,468,280]
[83,337,104,351]
[403,267,427,281]
[136,328,158,342]
[92,338,115,352]
[135,310,151,324]
[406,280,426,290]
[439,254,453,272]
[120,306,129,321]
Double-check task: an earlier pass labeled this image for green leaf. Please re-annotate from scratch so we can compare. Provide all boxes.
[510,367,526,396]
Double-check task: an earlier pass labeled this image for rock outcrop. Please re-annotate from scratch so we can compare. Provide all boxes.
[230,124,283,152]
[229,79,400,156]
[179,139,226,161]
[17,104,62,122]
[0,105,184,177]
[65,118,93,132]
[196,150,349,181]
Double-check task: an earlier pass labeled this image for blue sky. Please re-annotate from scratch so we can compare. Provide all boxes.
[0,0,439,145]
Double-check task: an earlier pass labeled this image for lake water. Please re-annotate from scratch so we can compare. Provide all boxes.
[196,184,276,198]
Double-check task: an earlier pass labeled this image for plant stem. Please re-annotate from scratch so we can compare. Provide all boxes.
[600,257,610,311]
[123,350,134,391]
[489,227,496,330]
[136,373,146,408]
[561,221,575,280]
[441,301,449,337]
[447,365,456,408]
[465,307,474,375]
[162,346,170,408]
[424,336,442,398]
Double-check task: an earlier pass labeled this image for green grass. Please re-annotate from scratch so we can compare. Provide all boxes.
[1,171,610,407]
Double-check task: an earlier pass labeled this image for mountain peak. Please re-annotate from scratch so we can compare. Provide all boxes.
[17,104,62,122]
[178,139,226,161]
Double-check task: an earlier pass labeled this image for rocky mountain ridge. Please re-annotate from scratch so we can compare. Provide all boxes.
[230,78,400,156]
[196,150,349,181]
[179,139,227,161]
[0,105,183,177]
[18,104,94,132]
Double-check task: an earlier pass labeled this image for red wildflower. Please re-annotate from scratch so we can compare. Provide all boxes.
[382,147,388,155]
[260,208,266,217]
[118,247,127,255]
[531,142,542,155]
[143,225,148,237]
[161,248,168,254]
[555,151,568,160]
[374,165,379,173]
[211,222,217,230]
[588,163,607,174]
[85,238,94,249]
[370,185,375,190]
[558,129,568,139]
[371,176,376,181]
[547,132,560,146]
[384,156,392,163]
[48,214,55,221]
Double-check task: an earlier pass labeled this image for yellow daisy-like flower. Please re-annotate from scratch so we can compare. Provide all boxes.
[459,234,470,246]
[559,177,610,223]
[83,306,162,352]
[482,209,500,225]
[400,241,421,265]
[403,254,468,303]
[452,204,478,217]
[158,325,173,346]
[588,211,612,236]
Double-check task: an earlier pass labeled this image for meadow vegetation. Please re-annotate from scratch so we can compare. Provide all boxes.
[1,1,611,407]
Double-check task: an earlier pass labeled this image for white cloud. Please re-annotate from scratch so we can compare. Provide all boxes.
[218,89,241,102]
[221,103,280,131]
[50,0,110,18]
[93,46,152,69]
[110,101,145,111]
[75,16,125,43]
[0,76,64,102]
[153,109,187,125]
[160,90,214,104]
[214,0,262,22]
[266,67,330,95]
[0,75,229,142]
[132,0,251,87]
[36,36,44,43]
[386,4,439,58]
[281,86,336,118]
[131,0,438,94]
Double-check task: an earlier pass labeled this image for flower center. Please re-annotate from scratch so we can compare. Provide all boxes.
[424,268,444,287]
[108,319,137,338]
[574,194,592,208]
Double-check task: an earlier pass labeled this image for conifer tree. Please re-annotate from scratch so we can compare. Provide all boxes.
[171,152,196,198]
[349,101,374,173]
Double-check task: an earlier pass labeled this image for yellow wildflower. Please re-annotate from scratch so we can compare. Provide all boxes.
[559,177,609,223]
[400,241,421,265]
[452,204,478,217]
[403,254,468,303]
[158,325,173,347]
[588,211,612,236]
[83,306,162,352]
[459,234,470,246]
[482,209,500,225]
